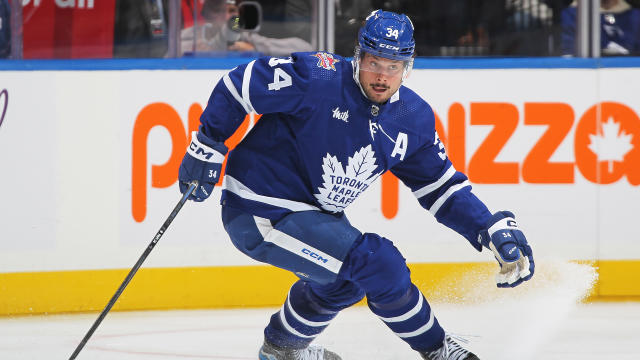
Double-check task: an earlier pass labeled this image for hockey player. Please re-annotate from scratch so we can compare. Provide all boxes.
[178,9,535,360]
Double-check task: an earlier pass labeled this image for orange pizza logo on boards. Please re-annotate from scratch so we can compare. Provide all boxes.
[382,102,639,219]
[131,102,639,223]
[131,102,255,223]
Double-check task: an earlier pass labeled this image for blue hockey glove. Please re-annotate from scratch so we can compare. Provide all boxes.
[178,131,228,202]
[479,211,534,288]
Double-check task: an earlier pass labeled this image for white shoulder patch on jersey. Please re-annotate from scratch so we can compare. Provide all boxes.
[314,145,383,212]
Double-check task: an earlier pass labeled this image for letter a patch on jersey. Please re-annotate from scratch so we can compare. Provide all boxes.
[391,132,408,161]
[314,145,383,212]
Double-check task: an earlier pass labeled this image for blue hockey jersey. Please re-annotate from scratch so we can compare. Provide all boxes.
[199,51,491,250]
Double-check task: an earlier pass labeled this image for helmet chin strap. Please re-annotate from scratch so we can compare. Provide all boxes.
[402,58,414,80]
[352,62,369,99]
[352,47,369,98]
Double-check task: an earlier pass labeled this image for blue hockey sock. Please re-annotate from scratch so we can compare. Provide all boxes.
[368,284,445,352]
[264,281,339,349]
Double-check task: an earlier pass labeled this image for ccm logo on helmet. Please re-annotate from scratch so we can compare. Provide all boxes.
[379,43,400,51]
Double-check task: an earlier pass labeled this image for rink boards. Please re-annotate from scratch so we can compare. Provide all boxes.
[1,58,639,315]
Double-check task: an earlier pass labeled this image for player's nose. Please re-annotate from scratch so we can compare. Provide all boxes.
[375,73,387,81]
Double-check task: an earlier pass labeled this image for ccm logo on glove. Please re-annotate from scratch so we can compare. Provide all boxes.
[179,131,228,202]
[187,136,226,163]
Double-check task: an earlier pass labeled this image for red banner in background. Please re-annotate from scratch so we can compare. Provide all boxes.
[22,0,115,59]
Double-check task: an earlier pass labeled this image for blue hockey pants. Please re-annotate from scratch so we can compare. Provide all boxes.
[221,205,445,352]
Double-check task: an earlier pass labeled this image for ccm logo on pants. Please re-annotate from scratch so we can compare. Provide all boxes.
[302,248,329,264]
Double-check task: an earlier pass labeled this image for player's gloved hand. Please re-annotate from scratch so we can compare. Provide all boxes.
[479,211,534,288]
[178,131,228,202]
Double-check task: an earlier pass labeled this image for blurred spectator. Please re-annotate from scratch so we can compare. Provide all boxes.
[181,0,312,57]
[114,0,168,58]
[508,0,553,29]
[180,0,237,53]
[424,0,500,56]
[562,0,640,55]
[252,0,313,41]
[0,0,9,58]
[334,0,375,57]
[349,0,568,57]
[490,0,563,56]
[361,0,502,56]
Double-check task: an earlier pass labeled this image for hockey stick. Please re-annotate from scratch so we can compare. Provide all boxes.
[68,180,198,360]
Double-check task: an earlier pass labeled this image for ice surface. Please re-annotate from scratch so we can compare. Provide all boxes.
[1,261,638,359]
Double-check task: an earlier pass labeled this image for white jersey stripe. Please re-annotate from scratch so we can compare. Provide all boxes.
[413,166,456,199]
[263,228,343,274]
[395,309,435,338]
[428,180,471,215]
[245,199,342,275]
[224,175,320,212]
[278,306,316,339]
[252,216,273,238]
[285,289,333,327]
[242,60,256,113]
[377,292,424,323]
[222,73,251,114]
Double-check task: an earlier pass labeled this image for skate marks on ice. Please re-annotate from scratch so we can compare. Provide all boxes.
[426,260,598,360]
[0,308,266,360]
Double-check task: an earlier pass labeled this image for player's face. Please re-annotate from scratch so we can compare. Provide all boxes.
[358,52,404,104]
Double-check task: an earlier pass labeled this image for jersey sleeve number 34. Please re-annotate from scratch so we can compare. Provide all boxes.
[267,57,293,91]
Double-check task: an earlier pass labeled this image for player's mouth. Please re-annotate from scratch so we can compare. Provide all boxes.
[371,84,388,93]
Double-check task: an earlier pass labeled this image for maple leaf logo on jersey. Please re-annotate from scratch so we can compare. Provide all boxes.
[314,145,383,212]
[311,52,339,71]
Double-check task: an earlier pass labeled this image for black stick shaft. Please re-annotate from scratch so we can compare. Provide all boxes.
[68,181,198,360]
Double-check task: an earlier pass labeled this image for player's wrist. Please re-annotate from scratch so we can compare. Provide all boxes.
[477,229,491,250]
[188,131,228,164]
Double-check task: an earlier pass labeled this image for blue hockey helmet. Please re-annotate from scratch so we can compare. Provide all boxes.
[357,10,415,61]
